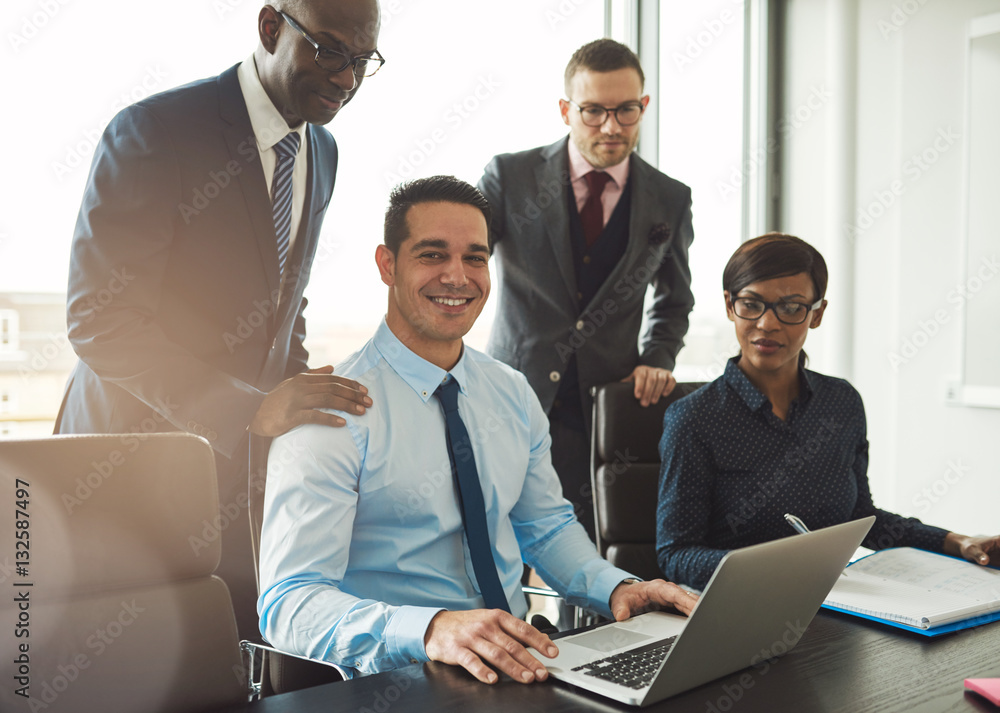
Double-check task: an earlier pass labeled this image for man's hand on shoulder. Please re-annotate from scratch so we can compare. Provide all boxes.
[621,366,676,407]
[423,609,559,685]
[250,365,373,437]
[609,579,699,621]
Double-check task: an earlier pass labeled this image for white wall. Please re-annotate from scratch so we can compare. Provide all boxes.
[782,0,1000,536]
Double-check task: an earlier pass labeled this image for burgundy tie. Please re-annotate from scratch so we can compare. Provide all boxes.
[580,171,612,247]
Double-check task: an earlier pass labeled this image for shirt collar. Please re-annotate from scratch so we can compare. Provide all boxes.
[566,137,631,189]
[723,356,815,412]
[372,319,470,403]
[236,54,308,153]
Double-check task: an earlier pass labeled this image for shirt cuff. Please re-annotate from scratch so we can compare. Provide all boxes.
[589,566,637,619]
[383,605,445,668]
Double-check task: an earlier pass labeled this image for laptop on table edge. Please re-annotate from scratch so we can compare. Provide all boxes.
[531,516,875,707]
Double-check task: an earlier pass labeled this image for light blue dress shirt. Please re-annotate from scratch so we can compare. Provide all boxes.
[257,319,632,676]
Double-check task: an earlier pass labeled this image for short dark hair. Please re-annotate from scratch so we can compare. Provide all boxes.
[383,176,493,255]
[564,39,645,96]
[722,233,828,302]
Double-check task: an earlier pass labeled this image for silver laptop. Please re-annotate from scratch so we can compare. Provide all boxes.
[533,516,875,707]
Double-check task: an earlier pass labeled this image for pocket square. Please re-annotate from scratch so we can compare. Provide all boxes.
[648,223,671,245]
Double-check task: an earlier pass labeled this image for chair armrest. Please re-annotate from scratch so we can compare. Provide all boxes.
[240,640,349,699]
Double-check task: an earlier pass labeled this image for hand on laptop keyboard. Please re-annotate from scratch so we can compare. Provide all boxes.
[609,579,699,621]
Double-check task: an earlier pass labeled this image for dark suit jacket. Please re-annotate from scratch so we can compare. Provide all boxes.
[54,64,337,487]
[479,136,694,432]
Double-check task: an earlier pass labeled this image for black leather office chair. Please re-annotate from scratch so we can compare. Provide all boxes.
[590,381,705,580]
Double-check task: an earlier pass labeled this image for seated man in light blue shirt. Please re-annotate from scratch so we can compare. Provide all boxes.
[257,175,697,685]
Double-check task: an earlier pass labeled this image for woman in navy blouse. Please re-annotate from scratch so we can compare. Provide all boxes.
[655,233,999,589]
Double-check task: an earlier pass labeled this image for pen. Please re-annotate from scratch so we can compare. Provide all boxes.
[784,513,849,576]
[784,513,810,535]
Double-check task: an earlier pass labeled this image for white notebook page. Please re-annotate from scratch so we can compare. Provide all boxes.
[823,548,1000,628]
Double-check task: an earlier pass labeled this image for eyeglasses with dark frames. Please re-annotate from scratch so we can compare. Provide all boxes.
[730,296,824,325]
[565,99,645,127]
[279,11,385,78]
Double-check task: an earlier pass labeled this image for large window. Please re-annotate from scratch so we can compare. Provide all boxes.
[656,1,748,382]
[0,311,17,353]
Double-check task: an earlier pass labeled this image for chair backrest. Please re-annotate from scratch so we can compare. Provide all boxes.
[590,382,704,581]
[0,434,245,713]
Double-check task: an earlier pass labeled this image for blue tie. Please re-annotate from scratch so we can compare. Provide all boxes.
[272,133,300,276]
[435,377,511,612]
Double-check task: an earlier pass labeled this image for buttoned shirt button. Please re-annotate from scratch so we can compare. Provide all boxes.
[576,291,583,300]
[575,320,585,331]
[549,371,560,382]
[583,255,591,264]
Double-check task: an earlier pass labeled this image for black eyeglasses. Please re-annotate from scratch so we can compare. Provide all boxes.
[279,11,385,78]
[566,99,645,127]
[730,296,824,325]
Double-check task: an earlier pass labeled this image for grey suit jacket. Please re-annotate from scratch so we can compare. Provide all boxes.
[479,136,694,431]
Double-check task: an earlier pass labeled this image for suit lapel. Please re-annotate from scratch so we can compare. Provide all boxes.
[536,139,578,306]
[217,66,282,307]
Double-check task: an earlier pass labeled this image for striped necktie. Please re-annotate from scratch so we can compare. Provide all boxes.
[435,376,511,612]
[272,133,300,276]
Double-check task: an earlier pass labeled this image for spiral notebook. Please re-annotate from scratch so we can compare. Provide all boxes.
[822,547,1000,636]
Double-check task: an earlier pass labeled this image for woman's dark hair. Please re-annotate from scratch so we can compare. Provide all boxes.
[723,233,827,367]
[722,233,828,302]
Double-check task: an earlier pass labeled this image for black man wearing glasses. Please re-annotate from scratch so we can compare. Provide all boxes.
[55,0,383,638]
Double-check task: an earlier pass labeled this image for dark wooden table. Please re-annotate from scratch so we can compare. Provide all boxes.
[219,612,1000,713]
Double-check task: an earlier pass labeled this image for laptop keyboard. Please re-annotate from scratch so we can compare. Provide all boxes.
[570,636,678,690]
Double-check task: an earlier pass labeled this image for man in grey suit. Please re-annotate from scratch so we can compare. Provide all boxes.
[478,39,694,538]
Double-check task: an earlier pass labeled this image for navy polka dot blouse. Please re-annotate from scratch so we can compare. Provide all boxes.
[655,357,948,589]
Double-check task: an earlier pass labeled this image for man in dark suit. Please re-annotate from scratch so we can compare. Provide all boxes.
[478,39,695,539]
[54,0,382,638]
